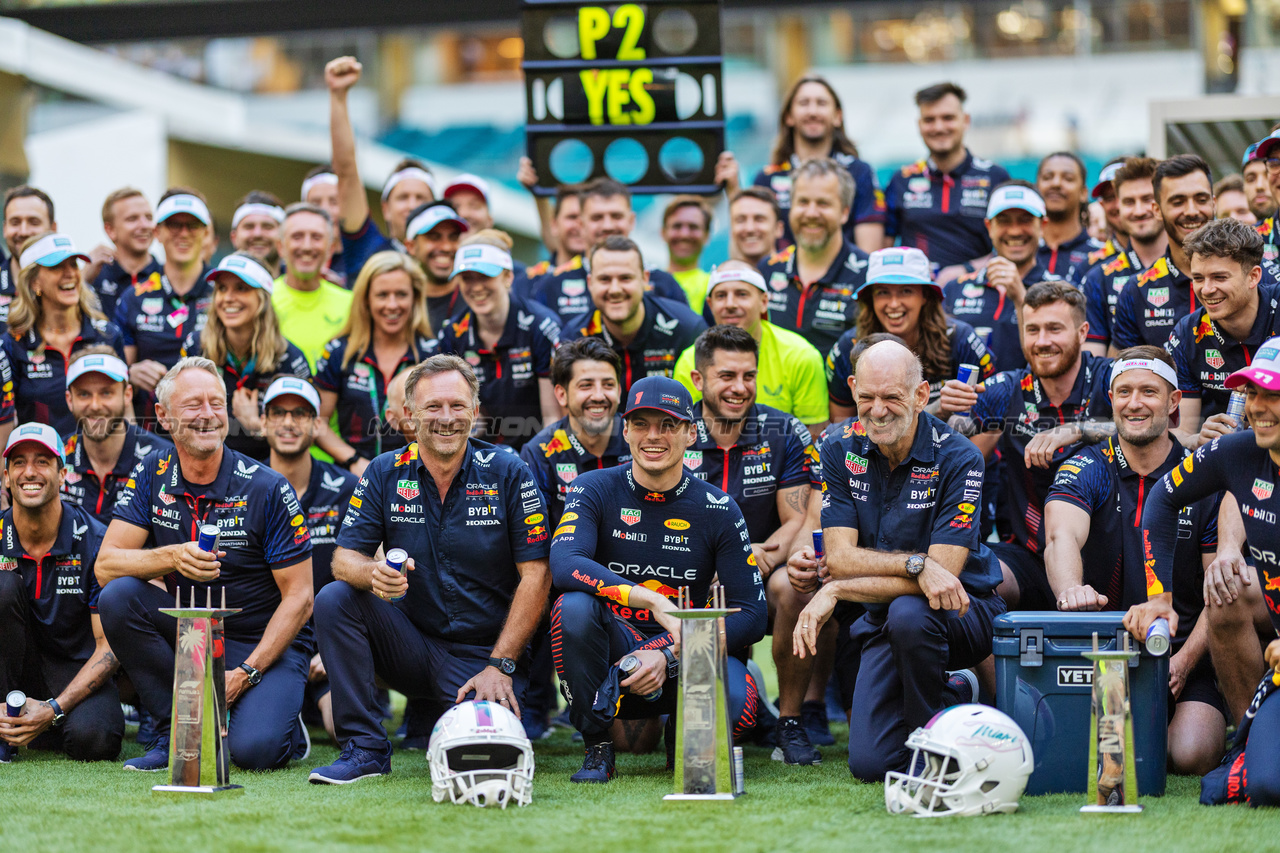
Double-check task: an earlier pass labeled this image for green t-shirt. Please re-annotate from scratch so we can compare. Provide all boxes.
[673,321,828,424]
[272,277,355,371]
[671,268,709,315]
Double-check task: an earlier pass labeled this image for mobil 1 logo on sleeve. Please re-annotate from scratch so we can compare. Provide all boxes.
[1057,666,1093,687]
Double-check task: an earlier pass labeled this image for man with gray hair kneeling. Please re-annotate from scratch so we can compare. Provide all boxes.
[792,340,1004,782]
[95,356,316,772]
[309,354,551,785]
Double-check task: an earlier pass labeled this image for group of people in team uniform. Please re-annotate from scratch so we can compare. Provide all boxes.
[1,57,1279,810]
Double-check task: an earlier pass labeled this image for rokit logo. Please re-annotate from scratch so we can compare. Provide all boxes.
[1057,666,1093,687]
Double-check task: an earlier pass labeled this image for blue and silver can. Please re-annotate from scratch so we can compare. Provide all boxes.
[956,363,981,417]
[733,745,745,794]
[6,690,25,717]
[1228,391,1248,431]
[619,654,662,701]
[812,529,825,563]
[197,523,219,554]
[385,548,409,602]
[1145,618,1171,656]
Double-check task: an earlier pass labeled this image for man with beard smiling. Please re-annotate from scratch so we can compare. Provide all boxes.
[1243,142,1276,225]
[521,338,629,530]
[791,341,1004,782]
[1043,346,1227,775]
[940,281,1114,609]
[310,355,550,784]
[1036,152,1102,284]
[550,375,765,783]
[96,357,315,772]
[562,236,705,397]
[0,423,123,764]
[1169,218,1280,447]
[61,347,172,525]
[759,158,869,356]
[1113,156,1220,351]
[1082,158,1168,356]
[272,204,352,372]
[230,191,285,278]
[943,182,1060,372]
[404,202,469,332]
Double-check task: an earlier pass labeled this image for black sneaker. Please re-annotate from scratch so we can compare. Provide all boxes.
[800,700,835,747]
[570,742,616,783]
[771,717,821,765]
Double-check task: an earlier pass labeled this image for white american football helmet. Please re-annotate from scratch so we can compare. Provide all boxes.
[885,704,1033,817]
[427,700,535,808]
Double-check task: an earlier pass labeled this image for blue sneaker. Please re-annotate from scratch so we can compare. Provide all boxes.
[124,737,170,772]
[0,741,17,763]
[570,742,616,783]
[308,742,391,785]
[136,708,157,746]
[945,669,978,706]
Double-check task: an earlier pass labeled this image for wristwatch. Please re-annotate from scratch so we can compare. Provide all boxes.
[660,646,679,680]
[339,451,364,469]
[46,698,65,728]
[488,657,517,676]
[238,663,263,686]
[905,554,926,579]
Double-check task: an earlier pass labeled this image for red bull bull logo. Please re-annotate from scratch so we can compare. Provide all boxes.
[640,579,679,599]
[1137,258,1168,285]
[541,430,572,457]
[597,582,630,606]
[1263,572,1280,593]
[1194,314,1214,344]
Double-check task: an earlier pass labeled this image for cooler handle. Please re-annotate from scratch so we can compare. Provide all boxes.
[1019,627,1043,666]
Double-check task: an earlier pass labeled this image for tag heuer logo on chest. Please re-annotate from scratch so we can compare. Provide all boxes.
[555,463,577,483]
[1204,349,1224,369]
[396,479,420,500]
[683,450,702,470]
[845,452,868,476]
[1146,287,1169,307]
[620,508,641,526]
[1253,478,1274,501]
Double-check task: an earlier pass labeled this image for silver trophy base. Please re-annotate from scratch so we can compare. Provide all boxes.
[152,784,245,798]
[663,793,739,801]
[1080,804,1143,813]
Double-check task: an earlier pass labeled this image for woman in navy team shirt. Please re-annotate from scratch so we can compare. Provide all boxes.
[181,252,310,460]
[5,232,124,436]
[433,230,560,450]
[315,250,436,476]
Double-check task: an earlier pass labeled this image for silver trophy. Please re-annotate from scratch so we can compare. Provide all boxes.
[664,584,742,801]
[1081,632,1142,814]
[152,587,244,797]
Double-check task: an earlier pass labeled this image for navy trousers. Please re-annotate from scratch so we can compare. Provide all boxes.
[97,577,308,771]
[846,592,1005,782]
[314,580,527,751]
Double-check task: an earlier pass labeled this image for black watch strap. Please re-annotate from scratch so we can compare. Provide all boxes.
[661,646,678,678]
[46,697,65,727]
[488,656,517,676]
[239,663,262,686]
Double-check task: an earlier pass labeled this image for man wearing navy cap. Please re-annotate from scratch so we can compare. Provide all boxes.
[113,187,215,424]
[943,181,1061,372]
[0,423,122,763]
[62,347,173,525]
[1251,129,1280,281]
[792,340,1004,782]
[550,375,766,783]
[1088,158,1130,267]
[1243,141,1276,225]
[262,376,357,742]
[405,201,470,331]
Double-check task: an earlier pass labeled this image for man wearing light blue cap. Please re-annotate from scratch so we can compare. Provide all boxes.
[943,181,1061,372]
[405,201,471,332]
[62,347,173,525]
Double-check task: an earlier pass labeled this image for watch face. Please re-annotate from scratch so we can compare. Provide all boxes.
[501,659,516,675]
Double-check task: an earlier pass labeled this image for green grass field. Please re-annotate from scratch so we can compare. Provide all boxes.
[3,714,1279,853]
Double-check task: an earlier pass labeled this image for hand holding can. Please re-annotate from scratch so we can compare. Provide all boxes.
[955,364,981,418]
[384,548,410,602]
[6,690,25,717]
[1145,617,1171,656]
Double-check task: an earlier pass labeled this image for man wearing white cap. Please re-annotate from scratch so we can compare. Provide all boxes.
[326,56,435,284]
[1044,345,1227,775]
[672,260,827,434]
[1136,336,1280,806]
[0,423,122,763]
[272,203,351,372]
[1035,152,1102,285]
[404,201,470,332]
[230,191,286,278]
[262,376,358,743]
[943,180,1061,372]
[61,347,173,525]
[113,187,215,421]
[1087,157,1131,268]
[1,186,56,324]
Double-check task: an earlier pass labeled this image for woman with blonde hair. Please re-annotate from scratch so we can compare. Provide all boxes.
[181,252,311,459]
[433,229,560,450]
[315,249,436,474]
[5,232,123,435]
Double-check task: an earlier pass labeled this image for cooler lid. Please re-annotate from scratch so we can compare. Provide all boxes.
[993,611,1126,638]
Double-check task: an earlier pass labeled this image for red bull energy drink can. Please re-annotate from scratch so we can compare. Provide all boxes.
[1145,618,1170,656]
[197,523,220,554]
[385,548,409,603]
[956,363,980,418]
[6,690,25,717]
[733,746,744,794]
[1228,391,1248,431]
[811,529,824,562]
[619,654,662,701]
